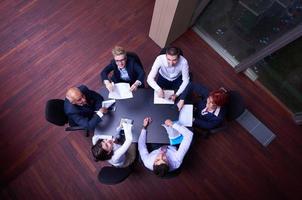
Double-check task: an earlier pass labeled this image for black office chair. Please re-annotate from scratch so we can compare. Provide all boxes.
[199,90,245,138]
[98,165,133,185]
[45,99,89,137]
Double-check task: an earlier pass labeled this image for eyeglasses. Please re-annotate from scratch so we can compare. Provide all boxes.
[114,58,126,63]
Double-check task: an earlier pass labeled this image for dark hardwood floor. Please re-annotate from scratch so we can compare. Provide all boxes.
[1,0,301,199]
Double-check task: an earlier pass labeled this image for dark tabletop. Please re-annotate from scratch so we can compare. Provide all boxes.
[94,88,180,143]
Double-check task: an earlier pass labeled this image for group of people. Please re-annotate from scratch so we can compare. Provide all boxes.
[63,46,229,177]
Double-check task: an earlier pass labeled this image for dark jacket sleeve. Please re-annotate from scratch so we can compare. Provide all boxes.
[100,62,116,82]
[80,85,104,110]
[193,106,226,130]
[179,82,209,100]
[132,61,145,84]
[67,111,102,130]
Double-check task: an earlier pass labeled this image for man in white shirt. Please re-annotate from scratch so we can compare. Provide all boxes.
[138,117,193,177]
[147,47,190,101]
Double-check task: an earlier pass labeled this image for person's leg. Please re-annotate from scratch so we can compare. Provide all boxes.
[178,82,193,101]
[171,75,183,91]
[120,143,137,168]
[191,83,209,100]
[156,74,172,89]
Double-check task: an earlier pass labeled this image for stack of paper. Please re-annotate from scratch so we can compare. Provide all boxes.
[178,104,193,127]
[108,83,133,99]
[154,90,175,104]
[102,99,116,111]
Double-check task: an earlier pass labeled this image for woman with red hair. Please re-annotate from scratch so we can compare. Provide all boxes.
[178,83,229,130]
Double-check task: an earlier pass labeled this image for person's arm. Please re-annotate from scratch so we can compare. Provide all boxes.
[138,128,153,170]
[100,62,115,82]
[101,62,116,91]
[133,61,145,85]
[147,56,162,92]
[193,117,222,130]
[172,123,193,162]
[110,123,133,163]
[67,112,102,130]
[193,109,225,129]
[80,85,104,110]
[175,60,190,96]
[130,62,145,91]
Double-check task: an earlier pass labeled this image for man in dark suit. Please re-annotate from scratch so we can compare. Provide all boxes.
[100,46,145,92]
[64,85,108,130]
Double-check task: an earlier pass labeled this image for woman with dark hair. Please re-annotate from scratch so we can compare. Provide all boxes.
[91,122,135,167]
[177,83,229,130]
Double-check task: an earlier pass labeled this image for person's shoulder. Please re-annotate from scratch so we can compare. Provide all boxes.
[64,98,77,113]
[153,54,165,65]
[78,85,89,92]
[179,55,188,64]
[157,54,166,60]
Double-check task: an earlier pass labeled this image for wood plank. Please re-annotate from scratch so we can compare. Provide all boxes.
[0,0,301,199]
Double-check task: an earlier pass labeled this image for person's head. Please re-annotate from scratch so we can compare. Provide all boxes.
[153,151,169,177]
[91,139,114,161]
[66,87,87,106]
[165,46,181,66]
[112,46,127,69]
[207,89,229,110]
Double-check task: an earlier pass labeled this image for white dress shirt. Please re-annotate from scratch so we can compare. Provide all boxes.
[147,55,190,96]
[92,123,133,167]
[138,123,193,171]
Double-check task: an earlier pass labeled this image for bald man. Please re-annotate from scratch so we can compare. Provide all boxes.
[64,85,107,130]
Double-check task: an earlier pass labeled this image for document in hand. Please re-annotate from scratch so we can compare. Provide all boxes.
[102,99,116,111]
[178,104,193,127]
[108,83,133,99]
[153,90,174,104]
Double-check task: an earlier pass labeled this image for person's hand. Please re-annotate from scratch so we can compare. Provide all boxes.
[105,82,114,92]
[169,94,177,101]
[99,107,108,114]
[164,119,173,127]
[130,83,138,92]
[157,89,164,98]
[177,99,184,111]
[143,117,152,129]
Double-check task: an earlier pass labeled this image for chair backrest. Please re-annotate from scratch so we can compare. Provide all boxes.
[127,52,143,69]
[159,46,184,56]
[45,99,68,126]
[226,91,245,121]
[98,166,132,184]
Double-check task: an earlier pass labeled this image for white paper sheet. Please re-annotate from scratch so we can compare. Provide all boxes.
[102,99,116,111]
[178,104,193,127]
[154,90,174,104]
[108,83,133,99]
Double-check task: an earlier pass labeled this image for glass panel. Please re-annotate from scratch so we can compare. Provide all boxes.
[194,0,302,63]
[249,37,302,113]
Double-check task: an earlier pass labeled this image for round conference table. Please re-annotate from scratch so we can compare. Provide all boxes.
[94,88,180,144]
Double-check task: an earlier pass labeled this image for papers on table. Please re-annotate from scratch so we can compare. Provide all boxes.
[108,83,133,99]
[154,90,174,104]
[102,99,116,111]
[178,104,193,127]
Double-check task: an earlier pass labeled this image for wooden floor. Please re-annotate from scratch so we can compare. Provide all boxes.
[1,0,302,199]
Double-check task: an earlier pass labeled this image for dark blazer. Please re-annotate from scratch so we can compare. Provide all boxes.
[193,99,227,130]
[100,54,145,86]
[180,82,226,130]
[64,85,104,130]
